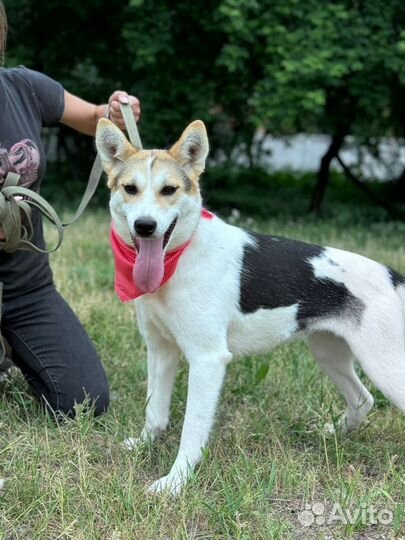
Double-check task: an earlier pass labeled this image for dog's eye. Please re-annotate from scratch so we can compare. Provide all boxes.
[123,184,138,195]
[161,185,178,196]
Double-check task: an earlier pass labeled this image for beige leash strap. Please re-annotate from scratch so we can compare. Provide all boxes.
[0,139,108,254]
[118,101,143,149]
[61,152,104,228]
[0,173,65,254]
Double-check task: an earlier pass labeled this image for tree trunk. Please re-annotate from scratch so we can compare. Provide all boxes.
[309,131,347,213]
[337,155,405,220]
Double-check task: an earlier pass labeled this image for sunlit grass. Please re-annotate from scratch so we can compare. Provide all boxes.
[0,209,404,539]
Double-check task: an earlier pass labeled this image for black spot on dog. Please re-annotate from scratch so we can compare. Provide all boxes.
[388,267,405,288]
[239,232,363,328]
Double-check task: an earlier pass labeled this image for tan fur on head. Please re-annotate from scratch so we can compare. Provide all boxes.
[95,118,139,188]
[169,120,209,180]
[96,118,209,193]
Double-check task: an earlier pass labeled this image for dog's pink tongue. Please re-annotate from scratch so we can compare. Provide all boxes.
[134,237,165,293]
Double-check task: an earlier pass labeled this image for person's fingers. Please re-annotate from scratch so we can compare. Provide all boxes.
[128,95,140,107]
[109,97,141,123]
[107,88,141,127]
[110,97,140,112]
[118,93,130,104]
[109,102,126,130]
[108,90,128,105]
[110,100,122,113]
[128,96,141,121]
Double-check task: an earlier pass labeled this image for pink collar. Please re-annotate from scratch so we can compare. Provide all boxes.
[110,208,214,302]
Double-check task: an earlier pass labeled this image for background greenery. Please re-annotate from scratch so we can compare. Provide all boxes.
[4,0,405,215]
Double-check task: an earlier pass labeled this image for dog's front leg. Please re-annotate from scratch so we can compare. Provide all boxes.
[149,347,231,495]
[125,332,180,450]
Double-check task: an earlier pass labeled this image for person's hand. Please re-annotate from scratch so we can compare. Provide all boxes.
[108,91,141,129]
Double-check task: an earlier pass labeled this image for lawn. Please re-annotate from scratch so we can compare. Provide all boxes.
[0,208,404,540]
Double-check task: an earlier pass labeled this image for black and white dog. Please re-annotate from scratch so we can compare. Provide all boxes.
[96,118,405,495]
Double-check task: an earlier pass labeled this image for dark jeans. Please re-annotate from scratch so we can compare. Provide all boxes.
[1,284,109,416]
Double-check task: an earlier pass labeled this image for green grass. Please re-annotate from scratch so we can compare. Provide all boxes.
[0,209,404,539]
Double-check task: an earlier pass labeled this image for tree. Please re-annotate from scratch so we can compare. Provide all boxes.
[216,0,405,211]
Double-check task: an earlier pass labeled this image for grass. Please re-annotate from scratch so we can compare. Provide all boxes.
[0,207,404,540]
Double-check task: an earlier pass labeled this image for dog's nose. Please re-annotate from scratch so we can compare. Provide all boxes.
[134,217,157,237]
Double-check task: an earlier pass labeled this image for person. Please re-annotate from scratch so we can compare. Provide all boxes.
[0,2,140,417]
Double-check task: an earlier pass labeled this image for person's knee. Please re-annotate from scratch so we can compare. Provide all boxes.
[50,378,110,418]
[86,383,110,417]
[92,384,110,416]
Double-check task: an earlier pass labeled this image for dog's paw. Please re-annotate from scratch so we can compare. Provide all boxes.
[148,474,184,496]
[323,418,350,438]
[123,437,146,451]
[123,426,156,450]
[323,422,336,437]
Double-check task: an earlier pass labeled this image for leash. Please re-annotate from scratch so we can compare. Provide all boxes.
[0,101,141,367]
[117,102,142,149]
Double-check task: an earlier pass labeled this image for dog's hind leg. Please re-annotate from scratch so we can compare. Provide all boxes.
[125,328,180,450]
[308,332,374,433]
[344,299,405,412]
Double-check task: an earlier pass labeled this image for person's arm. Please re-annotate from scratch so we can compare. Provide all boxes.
[61,90,141,136]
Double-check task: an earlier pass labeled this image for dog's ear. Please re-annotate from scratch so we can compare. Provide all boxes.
[95,118,137,173]
[169,120,209,178]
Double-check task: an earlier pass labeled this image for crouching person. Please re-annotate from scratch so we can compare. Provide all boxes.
[0,1,140,416]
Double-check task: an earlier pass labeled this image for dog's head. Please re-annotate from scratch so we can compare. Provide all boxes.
[95,118,209,292]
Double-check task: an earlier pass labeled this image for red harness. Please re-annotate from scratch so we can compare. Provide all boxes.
[110,208,214,302]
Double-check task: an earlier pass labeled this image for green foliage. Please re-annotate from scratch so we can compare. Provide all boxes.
[121,0,221,147]
[217,0,405,140]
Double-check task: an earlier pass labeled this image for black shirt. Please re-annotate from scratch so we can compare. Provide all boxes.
[0,66,65,299]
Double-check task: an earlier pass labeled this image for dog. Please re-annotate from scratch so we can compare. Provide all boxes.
[96,118,405,495]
